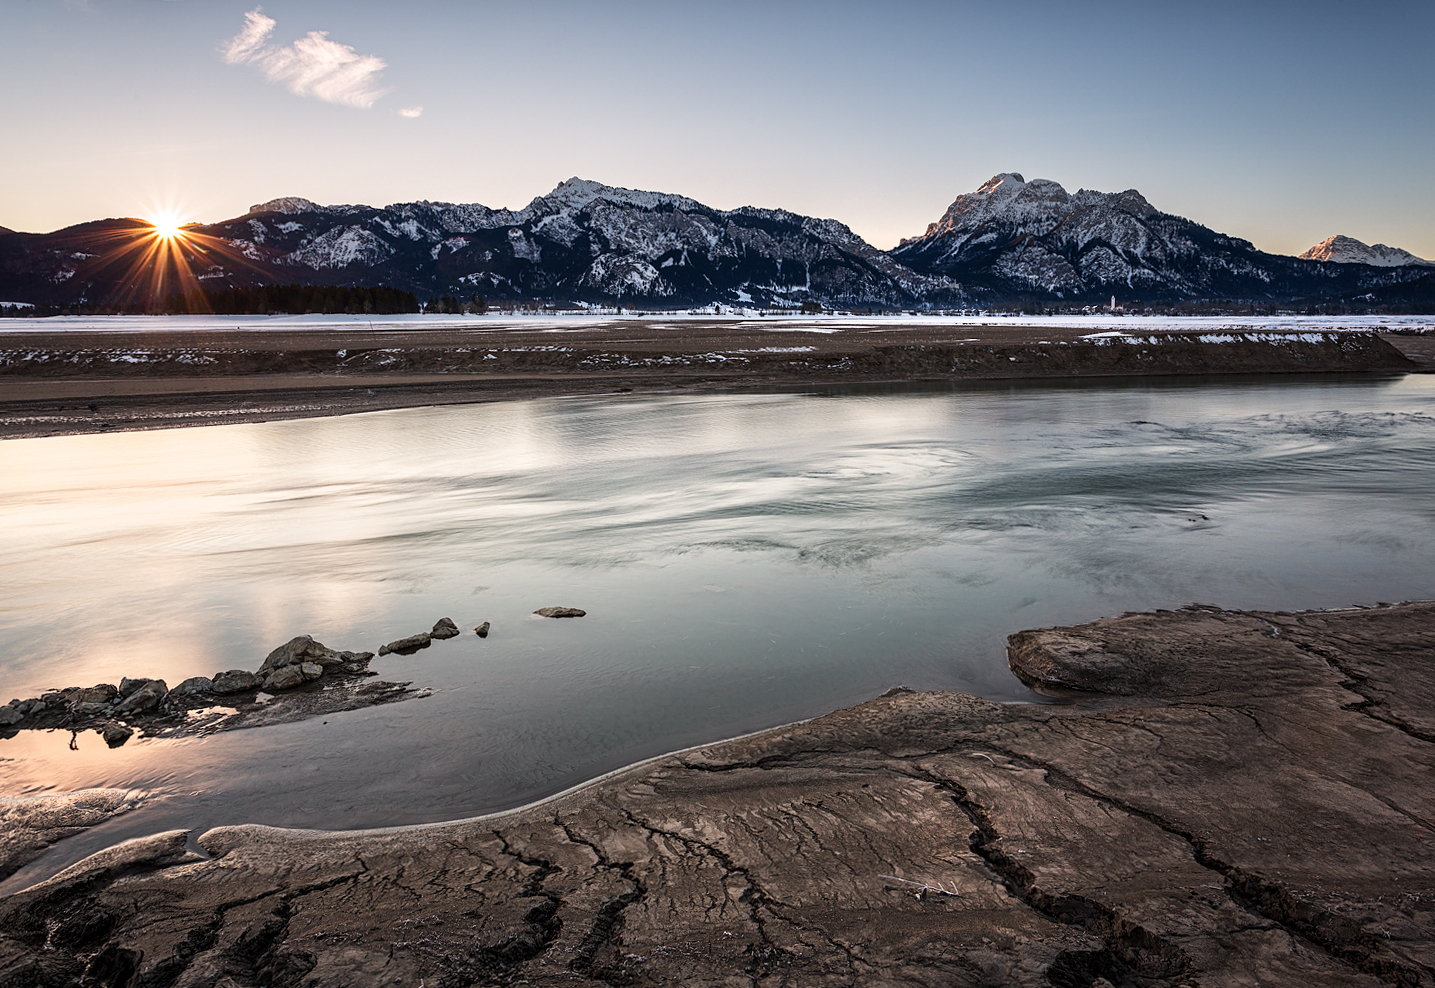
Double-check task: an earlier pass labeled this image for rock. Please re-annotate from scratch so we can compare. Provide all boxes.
[0,706,21,727]
[73,702,110,718]
[474,621,490,638]
[170,676,214,697]
[378,633,431,656]
[210,669,261,694]
[261,665,307,693]
[114,679,167,715]
[100,722,133,748]
[533,606,586,618]
[77,684,118,705]
[299,662,324,681]
[430,617,460,640]
[258,635,349,675]
[118,677,152,697]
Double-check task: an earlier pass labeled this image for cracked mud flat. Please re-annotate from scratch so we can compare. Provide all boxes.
[2,603,1433,987]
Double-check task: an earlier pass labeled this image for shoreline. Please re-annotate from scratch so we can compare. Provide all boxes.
[2,602,1432,986]
[1,320,1428,440]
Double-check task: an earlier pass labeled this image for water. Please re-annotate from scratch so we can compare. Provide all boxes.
[3,373,1435,888]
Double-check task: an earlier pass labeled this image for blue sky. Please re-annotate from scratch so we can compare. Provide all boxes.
[2,0,1432,256]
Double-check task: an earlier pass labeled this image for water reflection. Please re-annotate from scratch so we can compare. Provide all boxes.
[2,374,1434,887]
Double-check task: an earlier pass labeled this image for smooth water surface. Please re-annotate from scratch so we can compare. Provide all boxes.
[3,374,1434,886]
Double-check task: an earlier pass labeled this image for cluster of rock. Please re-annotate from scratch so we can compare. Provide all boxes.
[2,610,577,746]
[0,634,378,747]
[377,617,461,656]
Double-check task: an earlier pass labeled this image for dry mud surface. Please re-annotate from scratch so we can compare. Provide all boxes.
[0,321,1422,439]
[2,603,1432,987]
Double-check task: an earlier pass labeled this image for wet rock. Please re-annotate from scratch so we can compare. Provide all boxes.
[118,677,153,697]
[261,665,307,693]
[259,635,349,675]
[431,617,460,640]
[379,633,431,656]
[300,662,324,681]
[533,606,586,618]
[0,705,22,727]
[210,669,261,694]
[474,621,491,638]
[171,676,214,696]
[100,722,133,748]
[114,679,167,715]
[77,684,119,705]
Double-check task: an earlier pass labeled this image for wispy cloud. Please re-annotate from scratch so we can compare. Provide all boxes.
[222,8,389,110]
[399,106,423,119]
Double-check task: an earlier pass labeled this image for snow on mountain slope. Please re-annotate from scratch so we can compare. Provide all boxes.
[3,178,1428,308]
[1299,234,1432,267]
[191,179,971,307]
[890,173,1424,301]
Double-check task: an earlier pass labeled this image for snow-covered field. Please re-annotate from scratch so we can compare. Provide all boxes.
[0,312,1431,335]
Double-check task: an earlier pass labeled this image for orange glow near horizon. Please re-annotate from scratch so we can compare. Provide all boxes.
[72,206,271,311]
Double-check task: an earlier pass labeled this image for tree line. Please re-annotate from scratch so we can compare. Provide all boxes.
[161,284,420,315]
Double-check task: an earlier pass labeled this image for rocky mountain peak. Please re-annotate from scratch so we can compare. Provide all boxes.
[531,178,700,216]
[248,197,323,216]
[975,173,1027,197]
[1298,234,1432,267]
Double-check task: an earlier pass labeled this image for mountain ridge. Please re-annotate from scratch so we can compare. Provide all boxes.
[1,176,1429,309]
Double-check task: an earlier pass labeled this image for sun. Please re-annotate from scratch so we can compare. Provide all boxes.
[148,212,189,241]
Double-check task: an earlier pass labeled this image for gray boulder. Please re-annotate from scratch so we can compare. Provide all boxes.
[210,670,261,694]
[101,722,134,748]
[171,676,214,697]
[115,680,167,716]
[379,633,431,656]
[474,621,491,638]
[118,677,153,697]
[259,635,349,675]
[534,607,586,618]
[431,617,460,640]
[262,666,307,692]
[0,706,21,727]
[78,685,118,704]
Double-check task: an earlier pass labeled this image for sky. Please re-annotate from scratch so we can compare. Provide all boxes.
[2,0,1432,257]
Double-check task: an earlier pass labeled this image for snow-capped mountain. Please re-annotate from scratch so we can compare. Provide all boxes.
[1298,234,1433,268]
[1,174,1430,309]
[187,178,968,309]
[891,173,1427,302]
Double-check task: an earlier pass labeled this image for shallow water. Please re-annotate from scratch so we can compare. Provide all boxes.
[3,373,1435,888]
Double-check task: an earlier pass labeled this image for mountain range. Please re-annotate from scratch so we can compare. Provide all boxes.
[2,175,1430,309]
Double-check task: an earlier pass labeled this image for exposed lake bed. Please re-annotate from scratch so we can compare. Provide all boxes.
[2,321,1434,984]
[3,602,1432,987]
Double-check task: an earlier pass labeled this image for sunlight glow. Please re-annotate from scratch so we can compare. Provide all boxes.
[148,212,188,241]
[70,204,267,312]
